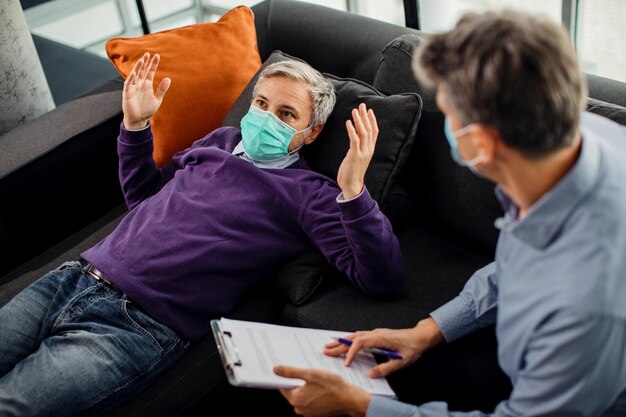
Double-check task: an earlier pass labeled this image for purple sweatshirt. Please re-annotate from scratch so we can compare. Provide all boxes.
[82,125,404,342]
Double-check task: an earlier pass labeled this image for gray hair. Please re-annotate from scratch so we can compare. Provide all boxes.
[413,10,586,159]
[252,60,336,127]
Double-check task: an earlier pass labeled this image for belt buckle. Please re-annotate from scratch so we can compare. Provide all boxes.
[83,263,111,286]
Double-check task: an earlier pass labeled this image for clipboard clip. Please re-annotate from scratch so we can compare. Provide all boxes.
[218,330,242,368]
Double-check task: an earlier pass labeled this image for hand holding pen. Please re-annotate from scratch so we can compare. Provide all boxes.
[323,320,444,379]
[331,337,404,360]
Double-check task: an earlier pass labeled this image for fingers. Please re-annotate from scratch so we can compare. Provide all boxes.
[130,54,146,79]
[146,53,160,84]
[368,358,404,378]
[351,105,367,152]
[347,103,377,153]
[344,338,367,366]
[274,366,302,402]
[345,119,359,150]
[126,52,160,87]
[155,77,171,101]
[125,52,148,90]
[124,58,142,92]
[343,330,395,366]
[358,103,372,136]
[368,108,379,148]
[273,365,312,381]
[323,342,350,357]
[138,52,151,80]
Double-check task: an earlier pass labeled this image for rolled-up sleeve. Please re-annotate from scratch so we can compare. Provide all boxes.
[430,262,498,343]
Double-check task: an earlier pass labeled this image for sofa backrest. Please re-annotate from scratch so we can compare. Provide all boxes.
[251,0,626,261]
[373,34,504,258]
[251,0,416,85]
[373,33,626,258]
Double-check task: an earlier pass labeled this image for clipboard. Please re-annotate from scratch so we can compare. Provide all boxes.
[210,318,396,397]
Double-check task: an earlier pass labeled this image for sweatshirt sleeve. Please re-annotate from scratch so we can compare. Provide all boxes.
[298,182,405,297]
[117,123,168,210]
[117,123,224,210]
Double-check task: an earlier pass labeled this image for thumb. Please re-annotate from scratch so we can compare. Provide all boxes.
[155,77,171,101]
[273,365,300,378]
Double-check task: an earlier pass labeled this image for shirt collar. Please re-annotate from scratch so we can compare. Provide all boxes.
[494,112,603,249]
[232,141,300,169]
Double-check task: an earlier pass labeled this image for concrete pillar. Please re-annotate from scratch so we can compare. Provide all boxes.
[0,0,55,136]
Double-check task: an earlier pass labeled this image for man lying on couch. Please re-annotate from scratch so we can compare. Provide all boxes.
[0,54,404,416]
[274,9,626,417]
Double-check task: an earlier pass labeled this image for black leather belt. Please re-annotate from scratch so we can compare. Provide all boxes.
[80,259,115,288]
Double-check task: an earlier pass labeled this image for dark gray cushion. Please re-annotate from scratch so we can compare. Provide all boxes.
[587,97,626,126]
[303,73,421,205]
[587,74,626,108]
[270,250,332,306]
[374,34,503,258]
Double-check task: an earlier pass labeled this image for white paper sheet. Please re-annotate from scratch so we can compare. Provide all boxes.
[213,318,396,398]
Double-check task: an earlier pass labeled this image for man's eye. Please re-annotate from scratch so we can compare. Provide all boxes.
[281,111,293,118]
[256,100,267,107]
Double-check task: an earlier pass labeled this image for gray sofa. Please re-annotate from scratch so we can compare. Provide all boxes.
[2,1,626,415]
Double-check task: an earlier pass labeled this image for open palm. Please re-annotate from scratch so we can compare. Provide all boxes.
[336,103,378,199]
[122,52,171,130]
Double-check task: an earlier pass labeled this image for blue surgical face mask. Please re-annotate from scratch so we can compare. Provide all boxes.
[240,105,311,161]
[444,116,483,175]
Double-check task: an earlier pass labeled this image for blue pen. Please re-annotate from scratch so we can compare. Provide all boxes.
[332,337,404,360]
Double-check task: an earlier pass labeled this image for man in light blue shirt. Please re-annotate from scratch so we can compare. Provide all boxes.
[273,9,626,417]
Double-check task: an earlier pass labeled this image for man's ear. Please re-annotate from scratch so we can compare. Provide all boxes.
[304,124,324,145]
[471,124,499,164]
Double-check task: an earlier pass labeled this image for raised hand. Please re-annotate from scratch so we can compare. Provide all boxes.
[336,103,379,199]
[122,52,171,130]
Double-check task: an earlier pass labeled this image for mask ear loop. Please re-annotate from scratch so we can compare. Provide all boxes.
[463,154,484,167]
[453,124,484,168]
[288,125,314,155]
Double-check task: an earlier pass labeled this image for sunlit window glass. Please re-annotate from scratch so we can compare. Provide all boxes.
[420,0,561,33]
[576,0,626,82]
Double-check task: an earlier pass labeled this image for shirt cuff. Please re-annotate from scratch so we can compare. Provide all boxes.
[336,188,364,203]
[123,121,151,131]
[366,396,422,417]
[337,186,376,220]
[429,295,478,343]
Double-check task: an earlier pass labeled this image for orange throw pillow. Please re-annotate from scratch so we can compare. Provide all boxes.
[106,6,261,166]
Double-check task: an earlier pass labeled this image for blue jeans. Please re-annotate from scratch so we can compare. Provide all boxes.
[0,261,189,417]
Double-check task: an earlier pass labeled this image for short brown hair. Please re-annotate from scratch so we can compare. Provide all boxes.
[413,10,587,158]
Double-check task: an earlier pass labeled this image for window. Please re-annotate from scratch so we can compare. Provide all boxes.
[419,0,561,33]
[576,0,626,82]
[416,0,625,83]
[22,0,626,83]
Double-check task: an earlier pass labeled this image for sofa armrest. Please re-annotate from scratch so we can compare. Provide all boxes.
[0,79,124,275]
